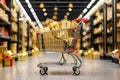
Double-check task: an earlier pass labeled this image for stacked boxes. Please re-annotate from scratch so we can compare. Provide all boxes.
[0,8,8,21]
[84,48,100,59]
[0,47,14,66]
[3,55,14,66]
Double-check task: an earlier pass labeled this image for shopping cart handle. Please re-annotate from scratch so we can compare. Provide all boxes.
[73,18,88,23]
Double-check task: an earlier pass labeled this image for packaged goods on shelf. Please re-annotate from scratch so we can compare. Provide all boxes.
[0,7,8,21]
[117,33,120,41]
[117,2,120,10]
[11,8,17,22]
[11,22,18,32]
[11,34,17,39]
[17,52,28,61]
[11,43,17,55]
[3,28,8,36]
[83,42,89,48]
[0,46,7,53]
[117,20,120,27]
[95,36,103,43]
[108,46,112,52]
[0,8,5,15]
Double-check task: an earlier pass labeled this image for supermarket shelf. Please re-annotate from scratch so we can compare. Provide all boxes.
[117,10,120,13]
[82,37,90,42]
[94,31,102,37]
[111,54,119,64]
[0,16,10,25]
[11,32,18,34]
[107,42,112,46]
[11,39,18,43]
[0,35,10,40]
[117,41,120,43]
[93,42,103,45]
[107,32,112,37]
[0,2,10,11]
[94,21,102,27]
[117,26,120,29]
[83,31,90,36]
[83,45,90,48]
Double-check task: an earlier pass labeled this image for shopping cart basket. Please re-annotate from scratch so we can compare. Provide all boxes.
[37,18,88,75]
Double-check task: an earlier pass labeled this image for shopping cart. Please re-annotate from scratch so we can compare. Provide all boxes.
[37,18,88,75]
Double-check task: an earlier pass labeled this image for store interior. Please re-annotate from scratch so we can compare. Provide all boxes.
[0,0,120,79]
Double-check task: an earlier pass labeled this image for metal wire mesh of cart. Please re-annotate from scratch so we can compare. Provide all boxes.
[37,24,81,53]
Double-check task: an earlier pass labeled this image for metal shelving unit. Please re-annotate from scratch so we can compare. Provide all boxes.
[111,0,120,63]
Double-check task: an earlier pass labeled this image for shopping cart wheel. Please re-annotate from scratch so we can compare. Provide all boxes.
[44,67,48,72]
[39,67,48,75]
[73,66,80,75]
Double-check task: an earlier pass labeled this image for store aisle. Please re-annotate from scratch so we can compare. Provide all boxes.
[0,53,120,80]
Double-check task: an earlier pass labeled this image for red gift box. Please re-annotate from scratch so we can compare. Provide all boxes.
[3,55,14,66]
[3,28,8,36]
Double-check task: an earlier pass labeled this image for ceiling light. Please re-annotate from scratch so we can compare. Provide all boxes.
[64,15,68,19]
[54,12,58,15]
[68,8,72,12]
[53,15,57,20]
[54,6,58,11]
[87,3,92,8]
[79,13,83,18]
[79,14,83,18]
[39,3,45,9]
[83,8,88,13]
[66,12,70,16]
[68,3,73,8]
[44,12,47,16]
[32,12,36,15]
[25,0,30,4]
[30,8,34,13]
[42,8,46,12]
[28,3,32,8]
[91,0,96,4]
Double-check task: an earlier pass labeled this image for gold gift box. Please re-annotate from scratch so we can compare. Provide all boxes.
[0,57,2,68]
[3,58,14,66]
[17,52,28,61]
[84,48,100,59]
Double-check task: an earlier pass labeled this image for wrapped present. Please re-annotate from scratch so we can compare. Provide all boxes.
[17,52,28,61]
[3,55,14,66]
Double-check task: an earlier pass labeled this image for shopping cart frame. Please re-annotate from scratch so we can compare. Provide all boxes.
[37,21,84,75]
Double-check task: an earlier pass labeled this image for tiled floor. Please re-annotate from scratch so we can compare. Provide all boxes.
[0,52,120,80]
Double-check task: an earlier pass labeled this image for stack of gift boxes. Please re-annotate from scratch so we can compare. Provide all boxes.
[84,48,100,59]
[0,46,14,67]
